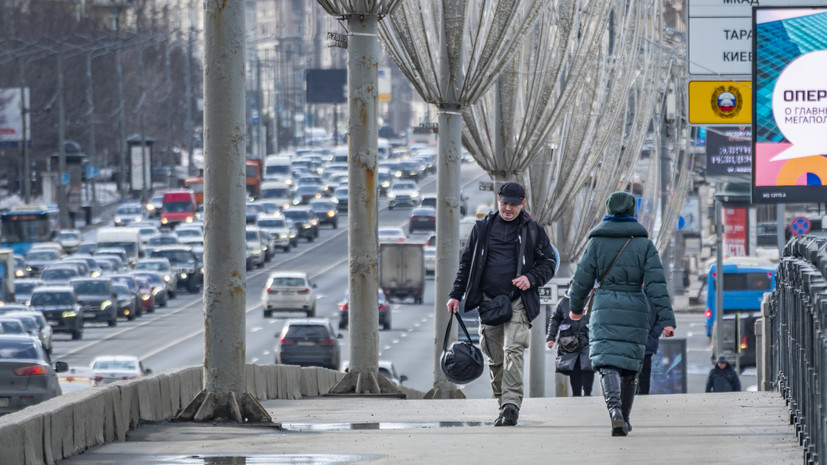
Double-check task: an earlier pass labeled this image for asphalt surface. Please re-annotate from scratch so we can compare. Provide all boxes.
[59,392,802,465]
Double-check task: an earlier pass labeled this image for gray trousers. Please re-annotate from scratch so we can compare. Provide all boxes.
[479,296,531,409]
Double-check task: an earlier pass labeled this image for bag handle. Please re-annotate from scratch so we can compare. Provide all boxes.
[443,311,474,351]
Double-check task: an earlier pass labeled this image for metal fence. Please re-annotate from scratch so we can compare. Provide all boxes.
[767,233,827,465]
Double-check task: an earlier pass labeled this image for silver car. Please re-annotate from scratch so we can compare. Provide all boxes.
[0,335,68,414]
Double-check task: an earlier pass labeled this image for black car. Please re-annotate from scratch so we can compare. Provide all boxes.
[275,318,342,370]
[293,185,324,205]
[113,283,138,320]
[109,273,145,318]
[333,186,349,212]
[308,199,339,229]
[282,207,320,241]
[70,278,119,327]
[408,207,436,234]
[150,245,203,293]
[338,289,391,330]
[28,286,84,340]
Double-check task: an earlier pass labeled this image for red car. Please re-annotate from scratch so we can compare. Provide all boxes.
[134,276,156,314]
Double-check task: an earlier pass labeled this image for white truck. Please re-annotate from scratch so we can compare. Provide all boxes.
[379,242,425,304]
[96,227,143,266]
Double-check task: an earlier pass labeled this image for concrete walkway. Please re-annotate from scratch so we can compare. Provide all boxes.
[59,391,802,465]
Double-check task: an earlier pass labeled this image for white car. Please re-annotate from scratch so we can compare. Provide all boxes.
[256,214,292,252]
[89,355,151,386]
[387,181,420,209]
[261,271,317,318]
[378,227,407,243]
[113,203,146,226]
[55,229,82,254]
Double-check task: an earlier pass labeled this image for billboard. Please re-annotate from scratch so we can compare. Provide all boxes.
[0,88,30,147]
[753,7,827,203]
[306,69,347,104]
[706,126,752,177]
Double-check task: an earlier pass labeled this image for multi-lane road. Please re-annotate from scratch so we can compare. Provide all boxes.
[50,161,744,398]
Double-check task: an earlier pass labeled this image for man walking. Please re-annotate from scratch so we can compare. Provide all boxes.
[705,355,741,392]
[446,182,557,426]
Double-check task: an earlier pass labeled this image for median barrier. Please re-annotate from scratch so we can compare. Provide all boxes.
[0,363,420,465]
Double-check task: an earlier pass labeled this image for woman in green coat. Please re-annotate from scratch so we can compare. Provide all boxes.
[568,191,676,436]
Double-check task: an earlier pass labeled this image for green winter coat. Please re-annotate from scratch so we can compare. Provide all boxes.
[569,219,676,372]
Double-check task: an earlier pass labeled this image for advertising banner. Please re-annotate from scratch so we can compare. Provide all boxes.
[753,7,827,203]
[0,88,30,147]
[706,126,752,177]
[723,207,748,257]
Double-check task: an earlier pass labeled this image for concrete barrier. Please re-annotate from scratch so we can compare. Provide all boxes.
[0,363,421,465]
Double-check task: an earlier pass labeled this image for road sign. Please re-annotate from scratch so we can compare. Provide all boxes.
[688,81,752,125]
[61,172,70,186]
[479,181,493,191]
[539,285,557,305]
[790,216,811,237]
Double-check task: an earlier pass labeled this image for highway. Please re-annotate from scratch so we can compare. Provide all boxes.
[49,162,741,398]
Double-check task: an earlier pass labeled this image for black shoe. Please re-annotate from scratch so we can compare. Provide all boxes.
[610,408,627,436]
[499,403,519,426]
[493,410,505,426]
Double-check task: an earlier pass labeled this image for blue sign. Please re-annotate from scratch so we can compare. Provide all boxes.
[251,109,259,122]
[61,172,70,186]
[790,216,811,237]
[86,165,99,179]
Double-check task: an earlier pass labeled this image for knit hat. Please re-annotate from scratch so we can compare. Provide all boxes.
[717,355,728,364]
[605,191,636,216]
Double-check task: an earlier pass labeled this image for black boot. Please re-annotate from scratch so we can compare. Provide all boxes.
[599,368,626,436]
[620,373,638,435]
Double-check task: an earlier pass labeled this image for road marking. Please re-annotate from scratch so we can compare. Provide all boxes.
[383,345,391,351]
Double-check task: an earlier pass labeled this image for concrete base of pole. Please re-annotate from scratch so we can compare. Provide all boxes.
[326,370,405,398]
[175,390,272,423]
[422,387,466,399]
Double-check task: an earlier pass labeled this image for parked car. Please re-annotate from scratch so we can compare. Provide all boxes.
[28,286,84,340]
[308,199,339,228]
[338,288,391,330]
[132,271,169,308]
[274,318,341,370]
[261,271,317,318]
[408,207,436,234]
[134,258,178,298]
[282,207,320,242]
[14,278,45,304]
[70,278,119,327]
[89,355,151,386]
[0,335,68,414]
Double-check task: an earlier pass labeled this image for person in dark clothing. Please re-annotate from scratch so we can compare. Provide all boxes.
[706,355,741,392]
[546,284,594,396]
[447,181,557,427]
[638,293,664,395]
[568,191,676,437]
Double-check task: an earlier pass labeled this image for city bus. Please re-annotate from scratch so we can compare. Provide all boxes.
[706,257,776,369]
[0,205,60,255]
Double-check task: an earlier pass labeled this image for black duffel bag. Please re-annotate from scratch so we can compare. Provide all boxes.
[440,311,485,384]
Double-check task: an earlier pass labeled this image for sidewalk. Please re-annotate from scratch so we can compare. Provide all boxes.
[59,392,801,465]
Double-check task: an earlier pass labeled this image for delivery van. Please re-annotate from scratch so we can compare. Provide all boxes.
[263,155,292,184]
[160,190,197,228]
[96,227,143,266]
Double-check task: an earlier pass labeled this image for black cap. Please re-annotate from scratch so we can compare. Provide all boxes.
[717,355,728,364]
[498,182,525,204]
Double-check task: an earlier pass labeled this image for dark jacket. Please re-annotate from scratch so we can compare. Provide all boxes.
[705,363,741,392]
[569,218,676,372]
[645,294,664,356]
[449,210,556,323]
[546,295,592,372]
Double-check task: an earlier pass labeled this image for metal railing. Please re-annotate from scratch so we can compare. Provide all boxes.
[767,233,827,465]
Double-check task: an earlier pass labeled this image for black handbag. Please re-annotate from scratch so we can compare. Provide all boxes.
[555,351,577,374]
[440,311,485,384]
[476,228,528,326]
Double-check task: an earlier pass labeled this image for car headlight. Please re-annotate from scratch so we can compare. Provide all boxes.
[381,180,390,188]
[146,203,155,211]
[180,272,188,279]
[186,216,193,223]
[114,217,123,223]
[62,310,78,318]
[411,192,419,198]
[91,270,101,277]
[387,193,396,199]
[302,224,311,229]
[163,275,171,282]
[161,217,169,225]
[327,210,335,218]
[310,219,318,226]
[15,270,23,277]
[101,300,112,310]
[141,294,151,301]
[152,287,161,296]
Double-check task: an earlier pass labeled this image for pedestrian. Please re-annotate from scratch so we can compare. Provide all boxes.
[568,191,676,436]
[446,181,557,427]
[546,282,594,396]
[638,293,664,395]
[705,355,741,392]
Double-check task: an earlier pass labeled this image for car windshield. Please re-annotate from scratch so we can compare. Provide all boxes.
[92,359,137,371]
[25,250,58,260]
[31,291,74,306]
[285,325,328,339]
[72,281,110,295]
[41,268,78,280]
[0,340,39,360]
[261,187,290,198]
[15,282,40,294]
[164,201,194,213]
[393,182,416,190]
[177,229,201,238]
[117,206,143,215]
[246,230,260,241]
[283,210,310,220]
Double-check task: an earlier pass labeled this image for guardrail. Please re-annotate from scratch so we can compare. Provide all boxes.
[0,364,423,465]
[766,233,827,465]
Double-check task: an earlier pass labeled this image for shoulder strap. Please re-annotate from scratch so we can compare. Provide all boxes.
[598,237,633,287]
[516,227,528,277]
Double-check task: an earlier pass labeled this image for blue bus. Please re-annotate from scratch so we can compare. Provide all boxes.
[706,257,776,368]
[0,205,60,256]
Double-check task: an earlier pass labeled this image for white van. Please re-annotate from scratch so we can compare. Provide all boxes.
[96,227,143,266]
[263,155,293,184]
